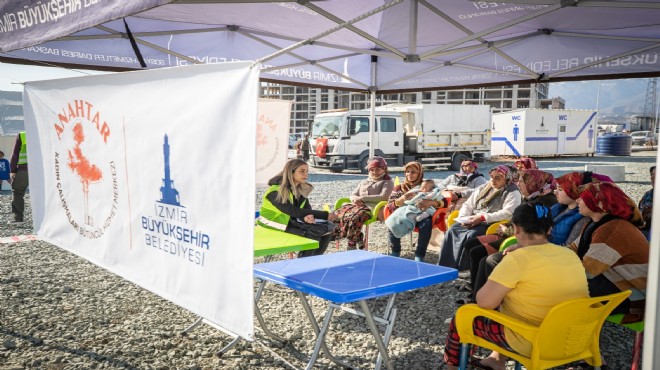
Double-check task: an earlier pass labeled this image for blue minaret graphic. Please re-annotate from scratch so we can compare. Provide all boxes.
[588,125,594,148]
[159,134,181,206]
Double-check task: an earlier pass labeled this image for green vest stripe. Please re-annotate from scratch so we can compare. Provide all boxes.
[18,131,27,165]
[258,184,306,230]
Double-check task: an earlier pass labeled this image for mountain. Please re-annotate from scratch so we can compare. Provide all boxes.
[549,78,652,116]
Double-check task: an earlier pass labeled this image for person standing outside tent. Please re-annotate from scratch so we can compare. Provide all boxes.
[300,134,310,162]
[0,151,10,190]
[9,131,29,225]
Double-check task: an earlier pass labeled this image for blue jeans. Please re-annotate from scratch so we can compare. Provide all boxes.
[388,217,432,259]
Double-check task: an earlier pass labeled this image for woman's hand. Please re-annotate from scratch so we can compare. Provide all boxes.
[303,214,315,223]
[327,212,338,222]
[353,198,365,206]
[416,199,437,212]
[502,243,521,255]
[462,214,483,228]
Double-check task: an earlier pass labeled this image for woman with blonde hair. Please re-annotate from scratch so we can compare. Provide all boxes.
[258,159,337,257]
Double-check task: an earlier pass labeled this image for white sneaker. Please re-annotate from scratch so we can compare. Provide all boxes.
[8,220,24,225]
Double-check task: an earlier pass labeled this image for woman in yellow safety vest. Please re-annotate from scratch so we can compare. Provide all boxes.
[258,159,337,257]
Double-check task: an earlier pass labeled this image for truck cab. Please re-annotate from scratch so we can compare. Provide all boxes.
[309,110,404,173]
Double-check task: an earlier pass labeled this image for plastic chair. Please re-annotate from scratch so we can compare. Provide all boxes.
[446,210,460,228]
[455,290,631,370]
[485,220,509,235]
[333,197,387,251]
[499,236,518,251]
[382,201,451,252]
[605,314,644,370]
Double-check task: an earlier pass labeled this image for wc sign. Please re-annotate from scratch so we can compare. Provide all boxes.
[559,115,568,120]
[512,116,521,120]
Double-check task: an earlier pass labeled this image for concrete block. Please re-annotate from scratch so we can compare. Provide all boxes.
[585,164,626,182]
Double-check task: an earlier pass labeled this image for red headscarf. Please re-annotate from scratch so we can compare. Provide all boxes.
[579,182,643,226]
[518,170,556,198]
[556,171,613,200]
[366,156,391,181]
[514,157,538,171]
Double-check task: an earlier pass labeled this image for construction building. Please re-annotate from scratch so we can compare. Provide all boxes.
[260,82,564,134]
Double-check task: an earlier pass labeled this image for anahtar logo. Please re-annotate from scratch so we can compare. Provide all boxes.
[140,135,210,267]
[53,100,119,239]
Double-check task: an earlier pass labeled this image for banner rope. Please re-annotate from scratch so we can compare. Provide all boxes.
[0,234,38,244]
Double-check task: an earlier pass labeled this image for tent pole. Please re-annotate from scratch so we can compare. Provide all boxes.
[369,56,377,160]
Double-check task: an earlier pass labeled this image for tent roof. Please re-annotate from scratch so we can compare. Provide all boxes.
[1,0,660,92]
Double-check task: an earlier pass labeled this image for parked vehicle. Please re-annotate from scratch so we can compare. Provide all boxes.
[307,104,491,173]
[630,130,655,146]
[289,132,305,149]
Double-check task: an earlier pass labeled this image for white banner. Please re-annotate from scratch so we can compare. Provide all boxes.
[23,62,258,340]
[256,98,292,186]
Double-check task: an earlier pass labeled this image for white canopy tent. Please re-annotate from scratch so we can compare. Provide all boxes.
[1,1,660,368]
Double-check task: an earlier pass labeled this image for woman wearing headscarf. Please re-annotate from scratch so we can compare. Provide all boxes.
[437,160,488,208]
[443,203,589,370]
[513,157,537,171]
[438,165,521,270]
[332,156,394,249]
[574,182,648,322]
[385,161,448,261]
[463,171,606,303]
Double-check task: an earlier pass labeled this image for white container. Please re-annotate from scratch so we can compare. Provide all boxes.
[490,109,597,157]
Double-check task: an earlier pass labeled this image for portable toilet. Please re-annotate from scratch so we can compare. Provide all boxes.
[490,109,597,157]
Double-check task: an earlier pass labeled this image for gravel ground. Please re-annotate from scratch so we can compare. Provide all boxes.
[1,151,656,370]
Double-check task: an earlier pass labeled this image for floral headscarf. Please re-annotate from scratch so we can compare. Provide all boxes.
[366,156,391,181]
[490,165,513,183]
[459,160,478,175]
[518,170,556,199]
[556,171,613,200]
[579,182,643,226]
[514,157,538,171]
[401,161,424,192]
[474,165,515,207]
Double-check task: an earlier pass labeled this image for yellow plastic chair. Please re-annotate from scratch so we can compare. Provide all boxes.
[455,290,631,370]
[446,210,460,228]
[485,220,509,235]
[333,197,387,251]
[605,314,645,370]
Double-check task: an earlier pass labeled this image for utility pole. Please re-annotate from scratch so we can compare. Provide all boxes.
[644,77,658,131]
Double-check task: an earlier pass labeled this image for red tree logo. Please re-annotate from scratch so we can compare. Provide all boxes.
[67,122,103,226]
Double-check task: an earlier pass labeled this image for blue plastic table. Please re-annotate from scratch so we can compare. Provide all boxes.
[254,250,458,370]
[181,226,319,356]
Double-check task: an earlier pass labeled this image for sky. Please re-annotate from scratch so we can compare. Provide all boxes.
[0,62,107,91]
[0,62,653,114]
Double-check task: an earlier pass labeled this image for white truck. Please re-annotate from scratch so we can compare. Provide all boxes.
[308,104,492,173]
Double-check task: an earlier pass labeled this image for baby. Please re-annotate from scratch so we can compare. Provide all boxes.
[385,179,441,239]
[407,179,440,222]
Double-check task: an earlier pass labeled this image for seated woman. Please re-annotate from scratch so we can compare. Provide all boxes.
[443,203,589,370]
[437,160,487,210]
[438,165,521,270]
[513,157,537,171]
[467,171,611,301]
[574,182,649,322]
[333,156,394,250]
[462,169,557,294]
[385,174,448,261]
[638,165,655,240]
[258,159,338,257]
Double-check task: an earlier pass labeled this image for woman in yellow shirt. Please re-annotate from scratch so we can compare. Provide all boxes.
[443,202,589,370]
